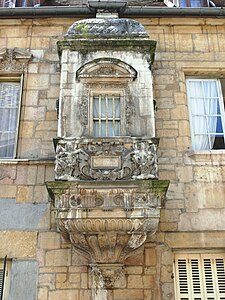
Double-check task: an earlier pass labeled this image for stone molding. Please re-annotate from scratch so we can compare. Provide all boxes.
[77,58,137,82]
[0,48,32,72]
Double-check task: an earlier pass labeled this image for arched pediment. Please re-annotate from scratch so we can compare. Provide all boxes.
[76,58,137,82]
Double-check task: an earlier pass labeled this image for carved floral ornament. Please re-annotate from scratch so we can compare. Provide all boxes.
[0,47,33,71]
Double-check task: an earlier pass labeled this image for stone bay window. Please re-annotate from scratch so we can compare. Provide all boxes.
[46,6,169,298]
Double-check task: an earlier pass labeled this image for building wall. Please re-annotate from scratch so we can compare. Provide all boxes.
[0,16,225,300]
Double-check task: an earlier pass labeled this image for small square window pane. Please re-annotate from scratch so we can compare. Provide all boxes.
[114,121,120,136]
[192,116,207,134]
[93,121,99,137]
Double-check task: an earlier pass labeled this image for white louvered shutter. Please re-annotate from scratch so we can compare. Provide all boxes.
[174,253,225,300]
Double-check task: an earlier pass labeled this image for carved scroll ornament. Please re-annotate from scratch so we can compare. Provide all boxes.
[0,48,32,71]
[54,137,158,181]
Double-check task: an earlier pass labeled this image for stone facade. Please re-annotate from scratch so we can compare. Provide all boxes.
[0,4,225,300]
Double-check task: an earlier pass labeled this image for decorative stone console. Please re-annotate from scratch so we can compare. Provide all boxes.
[46,179,169,289]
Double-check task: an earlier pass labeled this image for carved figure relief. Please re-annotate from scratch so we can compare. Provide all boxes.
[54,138,158,181]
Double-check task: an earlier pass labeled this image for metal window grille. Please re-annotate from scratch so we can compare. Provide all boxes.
[92,94,121,137]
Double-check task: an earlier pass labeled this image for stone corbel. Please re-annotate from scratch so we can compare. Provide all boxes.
[0,47,33,71]
[46,180,169,291]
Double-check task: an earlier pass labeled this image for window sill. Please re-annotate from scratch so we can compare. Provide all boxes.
[0,158,54,165]
[184,149,225,165]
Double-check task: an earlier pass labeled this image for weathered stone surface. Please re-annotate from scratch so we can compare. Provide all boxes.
[0,231,37,258]
[45,249,71,266]
[9,260,38,300]
[48,290,79,300]
[66,18,148,38]
[0,199,48,230]
[38,232,61,251]
[179,209,225,231]
[165,232,225,248]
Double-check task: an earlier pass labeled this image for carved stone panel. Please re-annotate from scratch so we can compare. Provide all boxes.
[0,48,32,71]
[54,137,158,181]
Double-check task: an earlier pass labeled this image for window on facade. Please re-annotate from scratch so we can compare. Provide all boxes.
[178,0,209,7]
[186,78,225,150]
[92,94,121,137]
[174,253,225,300]
[0,77,22,158]
[0,257,11,300]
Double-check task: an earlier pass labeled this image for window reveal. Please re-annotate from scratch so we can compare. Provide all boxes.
[0,77,22,158]
[186,78,225,150]
[92,94,121,137]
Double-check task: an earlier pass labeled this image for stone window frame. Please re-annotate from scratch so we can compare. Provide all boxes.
[77,58,137,138]
[173,252,225,299]
[0,74,23,159]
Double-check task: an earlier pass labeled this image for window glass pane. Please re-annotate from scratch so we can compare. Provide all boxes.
[108,121,113,136]
[179,0,208,7]
[101,96,106,118]
[93,121,99,137]
[114,97,120,118]
[93,96,99,118]
[101,121,106,136]
[114,121,120,136]
[0,81,20,158]
[190,0,208,7]
[215,116,223,134]
[108,96,113,118]
[179,0,188,7]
